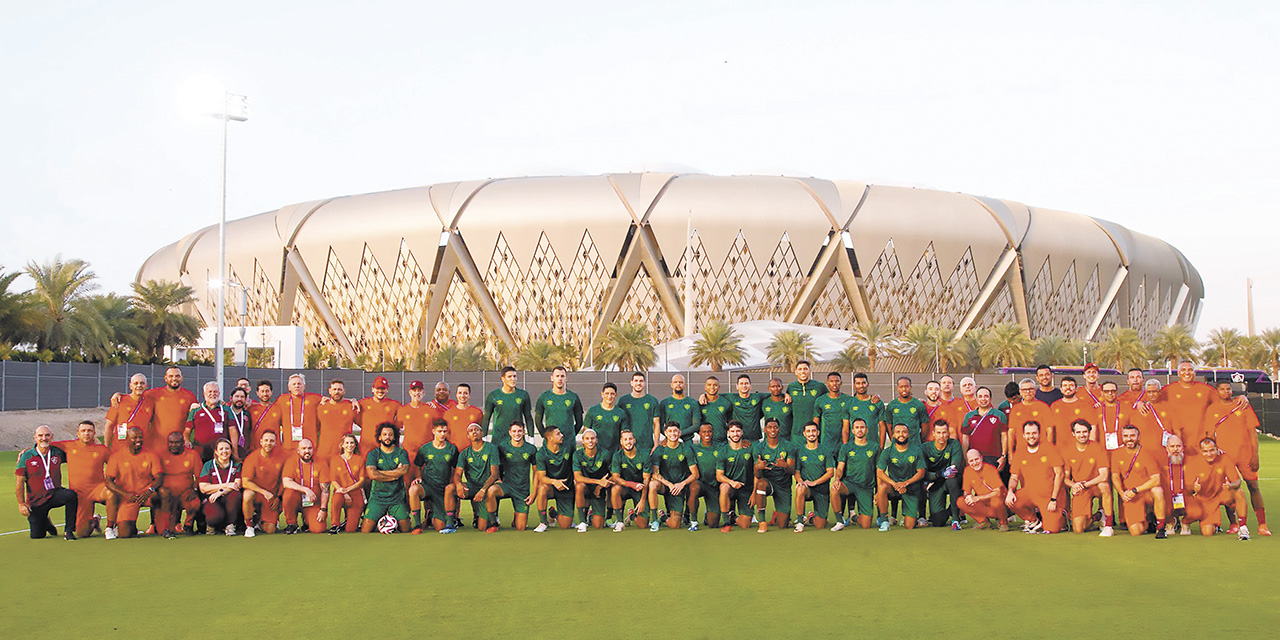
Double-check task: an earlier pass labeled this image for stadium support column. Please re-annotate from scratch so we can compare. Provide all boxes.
[421,231,517,354]
[954,246,1019,341]
[284,248,358,361]
[1084,266,1128,341]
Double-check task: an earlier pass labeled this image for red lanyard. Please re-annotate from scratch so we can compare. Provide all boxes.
[1099,404,1120,435]
[1168,461,1184,494]
[289,396,304,429]
[125,396,145,424]
[1121,446,1142,481]
[342,455,358,484]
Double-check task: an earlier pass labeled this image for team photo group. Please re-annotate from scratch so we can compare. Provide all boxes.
[15,359,1267,542]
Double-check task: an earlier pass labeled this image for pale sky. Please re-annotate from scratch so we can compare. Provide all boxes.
[3,0,1276,340]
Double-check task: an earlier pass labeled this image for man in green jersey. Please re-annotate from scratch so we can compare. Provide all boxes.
[848,373,886,445]
[727,374,770,440]
[361,423,411,533]
[571,429,612,532]
[716,422,756,531]
[659,374,699,441]
[617,373,660,453]
[761,378,794,442]
[883,377,928,446]
[486,420,538,531]
[648,422,700,531]
[922,420,964,529]
[793,423,835,532]
[533,426,574,532]
[785,360,824,439]
[483,366,533,439]
[698,377,732,445]
[813,371,851,448]
[453,422,499,532]
[410,420,458,533]
[533,366,584,445]
[753,417,796,533]
[610,430,651,531]
[690,423,721,529]
[584,383,630,458]
[875,423,927,531]
[832,418,880,530]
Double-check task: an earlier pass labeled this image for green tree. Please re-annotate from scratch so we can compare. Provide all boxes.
[846,321,901,373]
[129,279,200,361]
[516,339,562,371]
[1253,328,1280,381]
[1033,335,1081,366]
[765,329,814,371]
[1203,327,1245,367]
[425,341,494,371]
[23,256,109,356]
[1148,325,1198,368]
[1092,327,1148,371]
[827,344,869,373]
[0,267,34,347]
[689,320,745,372]
[979,323,1034,369]
[594,322,657,372]
[87,293,144,362]
[901,322,964,373]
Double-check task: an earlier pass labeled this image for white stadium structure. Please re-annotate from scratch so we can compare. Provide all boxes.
[138,172,1203,365]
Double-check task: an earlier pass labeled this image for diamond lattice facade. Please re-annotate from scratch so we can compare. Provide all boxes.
[137,173,1203,362]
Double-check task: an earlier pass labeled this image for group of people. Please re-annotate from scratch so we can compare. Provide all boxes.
[14,360,1267,541]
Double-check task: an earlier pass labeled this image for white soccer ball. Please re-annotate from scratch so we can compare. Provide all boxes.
[377,515,398,534]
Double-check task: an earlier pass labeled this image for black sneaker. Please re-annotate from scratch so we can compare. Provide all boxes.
[283,524,300,535]
[64,530,77,541]
[328,525,342,535]
[162,529,177,540]
[44,518,57,537]
[1154,528,1167,540]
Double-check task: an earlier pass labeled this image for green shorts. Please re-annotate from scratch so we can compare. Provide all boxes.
[763,476,792,514]
[799,484,830,519]
[657,485,690,513]
[543,480,574,515]
[696,482,721,514]
[886,484,923,519]
[840,480,875,517]
[579,482,608,513]
[617,486,644,509]
[364,498,409,523]
[723,485,752,515]
[420,483,448,521]
[493,482,530,514]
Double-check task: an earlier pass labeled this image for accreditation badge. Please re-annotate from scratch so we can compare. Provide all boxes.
[43,477,55,490]
[214,422,224,434]
[292,426,304,441]
[1172,493,1185,509]
[1161,431,1172,446]
[118,424,128,440]
[1104,432,1119,450]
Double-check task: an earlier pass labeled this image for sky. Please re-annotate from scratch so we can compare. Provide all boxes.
[2,0,1276,340]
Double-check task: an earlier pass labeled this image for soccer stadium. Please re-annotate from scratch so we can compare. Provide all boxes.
[137,173,1204,363]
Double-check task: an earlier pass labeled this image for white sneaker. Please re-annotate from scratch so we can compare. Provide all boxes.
[244,527,256,538]
[534,523,548,533]
[687,521,698,532]
[1180,524,1192,536]
[793,521,804,533]
[576,522,588,533]
[1099,525,1113,538]
[225,524,236,536]
[104,526,118,541]
[831,521,846,531]
[612,521,625,532]
[1239,525,1251,541]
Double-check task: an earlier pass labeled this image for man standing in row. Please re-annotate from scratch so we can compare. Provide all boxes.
[659,374,699,441]
[618,373,660,453]
[357,376,401,455]
[484,366,533,438]
[535,367,585,442]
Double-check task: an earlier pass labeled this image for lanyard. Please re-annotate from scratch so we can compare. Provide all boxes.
[253,402,273,430]
[1100,404,1120,435]
[1214,404,1242,426]
[1084,387,1100,405]
[926,403,941,421]
[1168,460,1184,495]
[229,407,246,433]
[38,448,53,478]
[289,396,304,429]
[1130,389,1146,409]
[342,455,358,484]
[299,459,315,489]
[213,461,234,484]
[124,395,145,425]
[1121,446,1142,481]
[201,403,223,428]
[963,397,976,412]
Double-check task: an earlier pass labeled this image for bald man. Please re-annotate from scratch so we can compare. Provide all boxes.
[15,426,79,540]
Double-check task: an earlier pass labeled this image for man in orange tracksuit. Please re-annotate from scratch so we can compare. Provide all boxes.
[1110,425,1167,538]
[55,420,112,538]
[1184,436,1246,538]
[959,449,1007,530]
[1006,421,1066,533]
[1204,382,1268,536]
[1060,418,1112,536]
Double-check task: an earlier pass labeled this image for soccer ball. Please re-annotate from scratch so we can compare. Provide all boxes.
[377,515,398,534]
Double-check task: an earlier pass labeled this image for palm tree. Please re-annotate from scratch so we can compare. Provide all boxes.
[766,329,814,371]
[1092,327,1148,371]
[425,341,493,371]
[130,279,200,361]
[23,256,109,355]
[1148,325,1198,368]
[689,320,745,372]
[516,339,563,371]
[957,329,986,373]
[979,323,1034,369]
[827,344,869,373]
[594,322,657,372]
[1033,335,1080,366]
[0,267,34,346]
[901,322,963,373]
[86,293,144,362]
[846,321,902,372]
[1254,328,1280,382]
[1203,327,1245,367]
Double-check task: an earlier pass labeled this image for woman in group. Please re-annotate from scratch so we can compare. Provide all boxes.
[328,433,366,533]
[198,438,242,536]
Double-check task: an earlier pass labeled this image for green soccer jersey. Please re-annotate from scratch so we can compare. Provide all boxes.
[796,444,835,483]
[535,444,574,481]
[700,396,732,444]
[883,398,929,443]
[845,395,884,440]
[660,396,700,440]
[753,439,797,483]
[813,393,852,447]
[729,392,768,440]
[534,390,584,437]
[456,442,499,487]
[715,443,755,485]
[837,440,880,488]
[611,448,651,484]
[572,447,611,480]
[877,444,926,483]
[366,446,410,502]
[923,438,964,477]
[496,439,537,495]
[761,396,794,441]
[691,441,719,486]
[785,380,825,435]
[483,388,533,437]
[415,441,459,487]
[617,393,660,451]
[584,404,629,455]
[653,442,696,483]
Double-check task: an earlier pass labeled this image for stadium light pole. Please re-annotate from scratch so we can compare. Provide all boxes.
[209,91,249,392]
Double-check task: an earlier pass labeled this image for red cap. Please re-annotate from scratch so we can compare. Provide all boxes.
[409,380,424,390]
[372,376,389,389]
[1084,363,1099,372]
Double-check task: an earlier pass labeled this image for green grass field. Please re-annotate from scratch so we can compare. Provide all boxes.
[3,442,1280,639]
